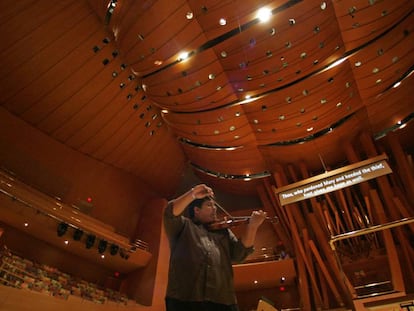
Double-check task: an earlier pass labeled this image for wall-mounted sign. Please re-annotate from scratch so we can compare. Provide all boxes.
[275,154,392,206]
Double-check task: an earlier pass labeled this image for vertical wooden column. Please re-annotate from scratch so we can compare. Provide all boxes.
[272,165,314,310]
[303,229,324,310]
[257,182,292,253]
[286,208,318,311]
[360,132,400,220]
[386,132,414,205]
[308,214,356,305]
[308,239,344,307]
[299,161,342,309]
[122,198,167,305]
[360,131,412,292]
[344,141,371,197]
[272,166,290,226]
[369,190,405,293]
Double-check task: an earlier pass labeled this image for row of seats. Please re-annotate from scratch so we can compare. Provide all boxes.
[0,248,131,305]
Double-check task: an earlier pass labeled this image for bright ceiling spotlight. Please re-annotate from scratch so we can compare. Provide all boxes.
[178,51,189,62]
[257,8,271,22]
[393,81,401,88]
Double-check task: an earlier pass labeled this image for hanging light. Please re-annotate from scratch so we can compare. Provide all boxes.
[57,222,68,237]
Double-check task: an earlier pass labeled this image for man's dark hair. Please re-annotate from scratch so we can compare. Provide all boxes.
[188,197,210,219]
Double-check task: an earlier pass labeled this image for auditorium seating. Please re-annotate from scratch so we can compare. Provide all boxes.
[0,248,131,305]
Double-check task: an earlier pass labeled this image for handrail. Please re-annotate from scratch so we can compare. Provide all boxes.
[353,280,391,290]
[329,217,414,251]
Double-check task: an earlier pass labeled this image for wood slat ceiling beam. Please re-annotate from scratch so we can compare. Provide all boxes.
[1,0,413,196]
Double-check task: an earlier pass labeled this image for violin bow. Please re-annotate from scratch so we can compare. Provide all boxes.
[209,196,233,219]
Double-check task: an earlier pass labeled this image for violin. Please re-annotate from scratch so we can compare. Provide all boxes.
[206,197,278,230]
[207,216,279,231]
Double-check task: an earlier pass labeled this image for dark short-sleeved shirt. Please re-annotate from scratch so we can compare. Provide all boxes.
[163,202,253,305]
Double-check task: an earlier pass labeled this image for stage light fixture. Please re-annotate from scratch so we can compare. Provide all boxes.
[98,240,108,254]
[57,222,68,237]
[85,234,96,249]
[73,229,83,241]
[119,249,130,260]
[110,244,119,256]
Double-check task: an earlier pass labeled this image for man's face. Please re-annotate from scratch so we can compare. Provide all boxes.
[194,199,217,224]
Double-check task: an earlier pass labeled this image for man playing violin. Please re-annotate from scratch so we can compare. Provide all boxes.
[163,184,267,311]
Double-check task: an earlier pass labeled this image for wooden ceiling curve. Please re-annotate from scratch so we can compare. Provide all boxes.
[1,0,187,197]
[1,0,413,197]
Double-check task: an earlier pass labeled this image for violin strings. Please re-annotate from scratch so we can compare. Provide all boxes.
[209,196,233,218]
[209,196,279,223]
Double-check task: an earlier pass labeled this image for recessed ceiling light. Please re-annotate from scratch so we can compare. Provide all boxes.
[178,52,189,61]
[257,8,271,22]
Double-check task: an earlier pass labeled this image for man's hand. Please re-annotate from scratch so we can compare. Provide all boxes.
[191,184,214,200]
[248,210,267,229]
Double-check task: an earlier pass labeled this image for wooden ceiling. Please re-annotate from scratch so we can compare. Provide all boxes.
[0,0,413,198]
